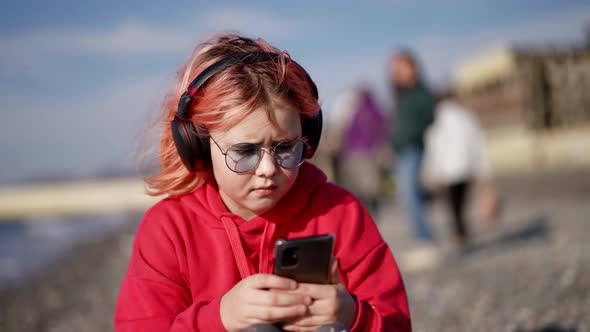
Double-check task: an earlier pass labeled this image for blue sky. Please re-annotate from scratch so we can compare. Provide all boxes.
[1,0,589,183]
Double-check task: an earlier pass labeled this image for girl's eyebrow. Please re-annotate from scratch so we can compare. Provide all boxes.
[270,136,306,145]
[227,135,303,146]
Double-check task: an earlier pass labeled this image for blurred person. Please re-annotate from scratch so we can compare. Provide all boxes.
[422,89,500,249]
[323,87,359,184]
[114,33,411,331]
[389,50,436,247]
[327,85,389,216]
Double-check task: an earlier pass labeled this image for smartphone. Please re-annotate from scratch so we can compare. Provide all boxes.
[273,234,334,284]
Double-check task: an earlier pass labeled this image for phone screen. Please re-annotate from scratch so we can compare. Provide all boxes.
[273,234,334,284]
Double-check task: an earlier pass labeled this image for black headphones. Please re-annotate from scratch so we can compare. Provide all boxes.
[171,51,323,172]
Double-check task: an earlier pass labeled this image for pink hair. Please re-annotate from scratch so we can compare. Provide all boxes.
[143,33,321,196]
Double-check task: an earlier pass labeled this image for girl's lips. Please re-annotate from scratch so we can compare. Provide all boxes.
[254,183,278,190]
[253,185,278,196]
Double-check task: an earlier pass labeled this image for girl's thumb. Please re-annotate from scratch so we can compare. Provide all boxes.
[329,257,341,284]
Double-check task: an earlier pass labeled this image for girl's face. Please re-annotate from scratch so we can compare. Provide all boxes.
[209,106,302,221]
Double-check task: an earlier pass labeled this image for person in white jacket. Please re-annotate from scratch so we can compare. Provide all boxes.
[422,90,498,248]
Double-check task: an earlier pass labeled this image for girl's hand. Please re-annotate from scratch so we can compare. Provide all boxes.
[281,259,357,331]
[220,273,312,332]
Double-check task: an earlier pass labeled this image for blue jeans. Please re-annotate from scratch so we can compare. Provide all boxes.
[395,147,435,241]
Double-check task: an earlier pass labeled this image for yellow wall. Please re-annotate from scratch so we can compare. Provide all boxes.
[486,125,590,175]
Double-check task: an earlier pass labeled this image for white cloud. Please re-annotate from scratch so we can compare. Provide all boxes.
[0,73,171,181]
[0,7,311,65]
[0,18,197,81]
[0,19,192,59]
[202,7,312,41]
[0,7,312,79]
[78,20,192,56]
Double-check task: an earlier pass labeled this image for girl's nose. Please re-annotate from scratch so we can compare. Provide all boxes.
[255,148,278,177]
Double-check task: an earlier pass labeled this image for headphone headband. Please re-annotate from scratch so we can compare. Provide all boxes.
[178,52,317,118]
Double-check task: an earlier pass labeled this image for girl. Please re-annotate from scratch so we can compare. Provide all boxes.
[114,33,411,332]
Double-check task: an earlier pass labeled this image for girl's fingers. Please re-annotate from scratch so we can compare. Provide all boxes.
[247,303,308,323]
[249,288,312,307]
[329,257,340,284]
[281,314,326,330]
[248,273,298,291]
[282,323,316,332]
[243,274,311,307]
[295,283,338,300]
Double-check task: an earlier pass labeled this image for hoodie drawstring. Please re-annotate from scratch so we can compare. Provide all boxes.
[221,216,278,279]
[221,216,255,279]
[259,221,277,274]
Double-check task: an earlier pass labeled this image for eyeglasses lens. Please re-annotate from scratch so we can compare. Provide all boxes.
[225,140,308,173]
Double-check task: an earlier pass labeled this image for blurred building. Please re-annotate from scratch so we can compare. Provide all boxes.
[451,46,590,173]
[453,46,590,130]
[454,46,590,130]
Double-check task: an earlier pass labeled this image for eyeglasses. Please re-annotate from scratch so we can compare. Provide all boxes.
[210,137,309,173]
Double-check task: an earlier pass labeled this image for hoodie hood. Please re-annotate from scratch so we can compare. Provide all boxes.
[182,161,327,226]
[178,161,328,278]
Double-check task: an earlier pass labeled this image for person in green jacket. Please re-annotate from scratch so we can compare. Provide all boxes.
[390,50,436,243]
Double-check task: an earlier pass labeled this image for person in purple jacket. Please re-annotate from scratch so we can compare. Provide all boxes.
[333,85,389,215]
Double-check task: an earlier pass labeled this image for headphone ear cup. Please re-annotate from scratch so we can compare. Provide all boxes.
[171,118,211,172]
[194,124,211,170]
[302,109,323,158]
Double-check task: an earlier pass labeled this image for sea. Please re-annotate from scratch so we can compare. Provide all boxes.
[0,212,140,294]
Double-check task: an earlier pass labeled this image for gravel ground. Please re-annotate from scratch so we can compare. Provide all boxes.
[378,167,590,332]
[0,167,588,332]
[0,227,134,332]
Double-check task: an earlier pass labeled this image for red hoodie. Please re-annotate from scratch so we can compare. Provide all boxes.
[114,162,411,331]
